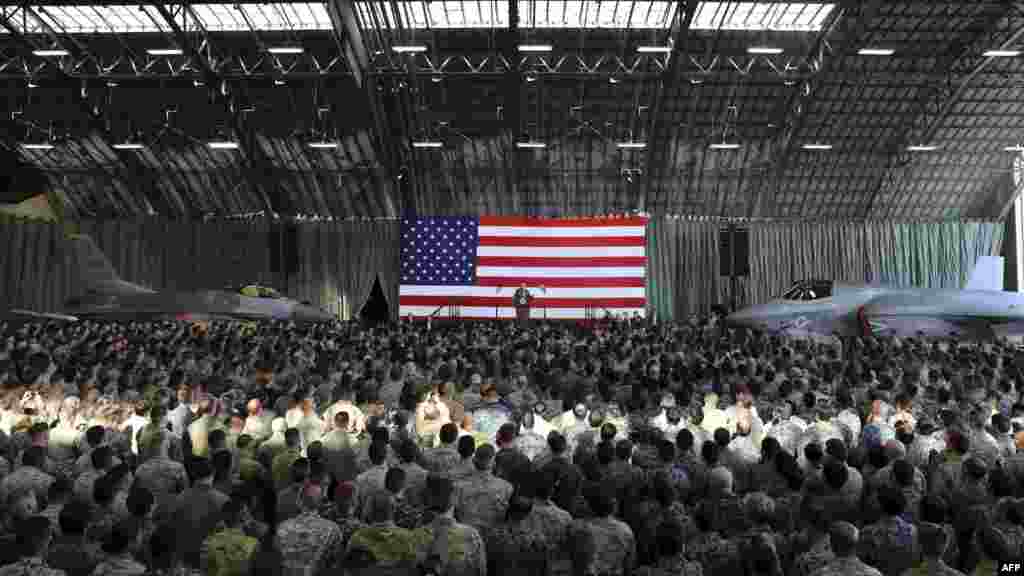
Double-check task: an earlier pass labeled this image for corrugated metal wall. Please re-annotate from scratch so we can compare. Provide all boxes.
[0,216,400,320]
[0,216,1005,321]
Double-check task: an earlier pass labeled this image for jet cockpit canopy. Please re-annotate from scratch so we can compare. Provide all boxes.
[779,280,834,301]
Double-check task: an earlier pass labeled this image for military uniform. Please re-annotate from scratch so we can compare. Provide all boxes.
[276,511,343,575]
[484,522,549,576]
[90,552,148,576]
[522,500,574,575]
[791,536,834,576]
[454,471,514,529]
[414,516,488,576]
[687,530,741,575]
[135,456,188,522]
[858,516,920,576]
[632,556,703,576]
[0,556,67,576]
[353,464,389,518]
[321,509,366,552]
[807,556,884,576]
[571,516,636,576]
[394,495,432,530]
[0,464,54,507]
[423,445,462,475]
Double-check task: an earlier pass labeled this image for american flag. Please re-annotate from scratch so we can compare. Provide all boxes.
[398,216,647,320]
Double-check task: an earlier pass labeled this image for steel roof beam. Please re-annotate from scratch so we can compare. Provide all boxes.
[866,0,1022,218]
[0,10,175,217]
[641,0,698,213]
[759,0,884,218]
[152,3,285,217]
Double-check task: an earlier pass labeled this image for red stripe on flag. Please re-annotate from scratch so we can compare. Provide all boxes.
[398,296,646,308]
[475,256,647,267]
[475,277,645,288]
[478,236,645,247]
[479,216,649,227]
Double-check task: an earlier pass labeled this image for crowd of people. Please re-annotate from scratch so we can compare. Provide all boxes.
[0,315,1022,576]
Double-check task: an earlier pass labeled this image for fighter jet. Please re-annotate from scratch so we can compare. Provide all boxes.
[726,256,1024,339]
[10,235,335,324]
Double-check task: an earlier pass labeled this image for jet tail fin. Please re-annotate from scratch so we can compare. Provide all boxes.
[68,234,122,290]
[965,256,1005,291]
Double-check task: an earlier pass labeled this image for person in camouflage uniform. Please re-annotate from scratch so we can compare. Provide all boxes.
[571,482,635,576]
[0,517,66,576]
[386,466,432,530]
[858,486,920,576]
[904,522,966,576]
[0,445,54,508]
[632,519,702,576]
[276,482,343,575]
[422,423,462,475]
[319,481,365,556]
[482,495,548,576]
[454,443,513,529]
[134,431,187,524]
[513,410,549,462]
[415,474,488,576]
[808,522,883,576]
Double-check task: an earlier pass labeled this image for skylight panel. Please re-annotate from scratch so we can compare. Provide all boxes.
[691,2,834,31]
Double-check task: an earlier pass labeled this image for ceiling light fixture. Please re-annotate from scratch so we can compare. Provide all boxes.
[274,79,286,86]
[518,44,553,53]
[32,49,69,57]
[984,50,1021,57]
[637,46,672,53]
[27,81,39,89]
[907,145,939,152]
[267,46,304,55]
[747,46,784,55]
[412,141,444,149]
[392,45,427,53]
[801,143,833,150]
[146,48,183,56]
[857,48,895,56]
[1005,145,1024,152]
[207,141,240,150]
[112,142,145,150]
[20,143,55,150]
[307,141,339,149]
[515,141,547,149]
[617,141,647,149]
[709,142,741,150]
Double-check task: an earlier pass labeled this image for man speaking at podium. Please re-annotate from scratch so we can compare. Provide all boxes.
[513,283,533,327]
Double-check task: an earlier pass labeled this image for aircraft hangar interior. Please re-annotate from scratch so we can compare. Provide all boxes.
[5,1,1024,574]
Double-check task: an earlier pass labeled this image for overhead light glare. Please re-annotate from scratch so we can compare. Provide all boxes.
[208,141,240,150]
[516,141,547,149]
[637,46,672,53]
[801,143,833,150]
[146,48,183,56]
[267,46,304,55]
[907,145,939,152]
[984,50,1021,57]
[307,141,339,149]
[518,44,553,53]
[32,49,69,57]
[617,141,647,149]
[112,143,145,150]
[747,46,783,55]
[857,48,895,56]
[274,79,286,86]
[392,45,427,53]
[1005,145,1024,152]
[412,141,444,149]
[20,143,54,150]
[709,142,741,150]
